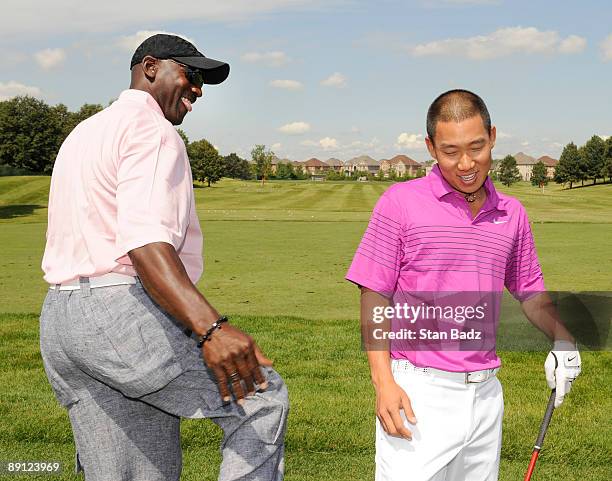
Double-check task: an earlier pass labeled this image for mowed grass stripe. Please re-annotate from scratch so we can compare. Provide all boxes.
[340,182,372,212]
[197,184,305,210]
[282,184,340,210]
[0,176,50,206]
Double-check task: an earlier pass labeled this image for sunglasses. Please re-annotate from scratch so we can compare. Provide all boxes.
[168,59,205,88]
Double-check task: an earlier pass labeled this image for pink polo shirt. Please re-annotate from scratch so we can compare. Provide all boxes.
[42,89,203,285]
[346,164,545,372]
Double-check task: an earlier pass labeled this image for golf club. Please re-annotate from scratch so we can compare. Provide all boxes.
[523,389,556,481]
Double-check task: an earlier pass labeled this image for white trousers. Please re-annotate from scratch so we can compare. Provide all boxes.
[375,360,504,481]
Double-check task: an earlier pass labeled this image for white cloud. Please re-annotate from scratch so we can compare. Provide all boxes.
[558,35,587,54]
[350,138,380,149]
[496,131,513,139]
[271,142,282,151]
[408,27,585,60]
[0,81,43,101]
[600,34,612,61]
[520,141,530,146]
[269,79,303,90]
[241,51,290,67]
[597,135,609,141]
[320,72,347,88]
[319,137,338,150]
[34,48,66,70]
[117,30,194,52]
[0,1,331,38]
[300,139,318,147]
[396,133,425,150]
[279,121,311,135]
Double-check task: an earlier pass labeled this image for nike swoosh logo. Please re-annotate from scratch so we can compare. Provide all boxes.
[567,356,576,362]
[493,220,509,224]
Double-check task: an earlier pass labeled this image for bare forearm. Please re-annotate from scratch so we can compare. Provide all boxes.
[128,241,217,336]
[521,292,575,344]
[360,287,394,387]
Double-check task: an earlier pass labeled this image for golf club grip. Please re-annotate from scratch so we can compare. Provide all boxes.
[535,389,556,448]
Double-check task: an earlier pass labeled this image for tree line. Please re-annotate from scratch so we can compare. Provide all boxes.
[0,95,262,185]
[1,96,610,189]
[492,135,612,189]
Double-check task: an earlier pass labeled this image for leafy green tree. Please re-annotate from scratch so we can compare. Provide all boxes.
[554,142,580,189]
[326,169,345,181]
[416,167,426,178]
[275,161,296,180]
[498,155,521,187]
[176,129,189,149]
[602,136,612,182]
[576,145,590,187]
[251,144,274,185]
[72,104,103,127]
[188,139,223,187]
[582,135,606,184]
[0,96,64,173]
[223,152,251,180]
[530,161,548,188]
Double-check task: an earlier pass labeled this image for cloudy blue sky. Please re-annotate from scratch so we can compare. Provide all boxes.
[2,0,611,161]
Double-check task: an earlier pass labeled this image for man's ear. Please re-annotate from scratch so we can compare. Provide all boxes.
[141,56,159,80]
[489,125,497,150]
[425,136,437,160]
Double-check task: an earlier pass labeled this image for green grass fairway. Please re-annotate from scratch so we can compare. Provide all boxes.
[1,176,610,480]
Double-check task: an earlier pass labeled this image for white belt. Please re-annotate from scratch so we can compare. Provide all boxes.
[392,359,499,384]
[49,273,138,291]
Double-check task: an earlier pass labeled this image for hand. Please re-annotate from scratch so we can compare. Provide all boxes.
[375,380,417,439]
[201,323,273,405]
[544,340,581,408]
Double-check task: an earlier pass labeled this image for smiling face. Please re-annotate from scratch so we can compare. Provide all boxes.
[426,115,496,194]
[145,58,203,125]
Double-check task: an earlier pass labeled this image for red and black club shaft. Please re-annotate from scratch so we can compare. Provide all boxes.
[524,389,556,481]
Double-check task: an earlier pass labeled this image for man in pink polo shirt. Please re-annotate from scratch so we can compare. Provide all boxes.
[346,90,581,480]
[40,34,288,481]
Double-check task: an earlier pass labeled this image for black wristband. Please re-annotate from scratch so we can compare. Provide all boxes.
[196,316,229,348]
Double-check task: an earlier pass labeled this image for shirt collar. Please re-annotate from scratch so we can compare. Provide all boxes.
[118,89,165,118]
[428,163,502,210]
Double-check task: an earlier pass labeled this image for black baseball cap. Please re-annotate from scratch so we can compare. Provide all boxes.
[130,34,230,85]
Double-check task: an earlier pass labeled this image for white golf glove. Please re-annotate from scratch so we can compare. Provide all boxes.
[545,340,581,408]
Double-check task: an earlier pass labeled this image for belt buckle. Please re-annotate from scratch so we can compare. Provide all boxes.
[466,370,490,383]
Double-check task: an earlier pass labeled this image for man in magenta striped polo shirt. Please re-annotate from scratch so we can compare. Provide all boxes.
[346,90,581,481]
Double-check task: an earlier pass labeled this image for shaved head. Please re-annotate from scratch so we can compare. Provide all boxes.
[426,89,491,144]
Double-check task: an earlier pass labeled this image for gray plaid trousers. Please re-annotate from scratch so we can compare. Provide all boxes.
[39,278,288,481]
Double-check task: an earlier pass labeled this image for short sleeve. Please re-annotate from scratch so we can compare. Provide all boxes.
[505,205,545,301]
[345,191,404,295]
[115,117,191,264]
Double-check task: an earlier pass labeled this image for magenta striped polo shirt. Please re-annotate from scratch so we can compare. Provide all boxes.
[346,164,545,372]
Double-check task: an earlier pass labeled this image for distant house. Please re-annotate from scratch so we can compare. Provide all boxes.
[345,155,380,174]
[270,156,292,174]
[422,159,436,176]
[303,158,330,175]
[324,158,344,172]
[380,154,421,177]
[512,152,558,181]
[537,155,559,179]
[512,152,537,181]
[292,161,305,174]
